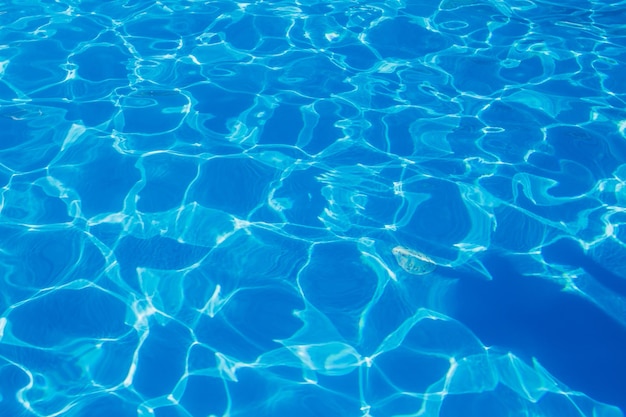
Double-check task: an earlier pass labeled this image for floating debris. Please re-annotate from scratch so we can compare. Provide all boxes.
[392,246,437,275]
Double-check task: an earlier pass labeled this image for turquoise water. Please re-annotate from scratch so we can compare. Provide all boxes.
[1,0,626,416]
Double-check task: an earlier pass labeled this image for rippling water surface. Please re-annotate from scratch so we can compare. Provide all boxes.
[1,1,626,416]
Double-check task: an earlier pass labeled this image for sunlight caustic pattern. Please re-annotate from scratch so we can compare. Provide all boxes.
[1,0,625,416]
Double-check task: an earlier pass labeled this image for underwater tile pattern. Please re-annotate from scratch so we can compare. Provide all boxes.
[1,0,626,416]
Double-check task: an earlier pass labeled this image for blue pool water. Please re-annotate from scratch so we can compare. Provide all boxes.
[1,0,626,416]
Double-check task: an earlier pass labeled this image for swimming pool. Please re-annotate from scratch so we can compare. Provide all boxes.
[1,0,625,416]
